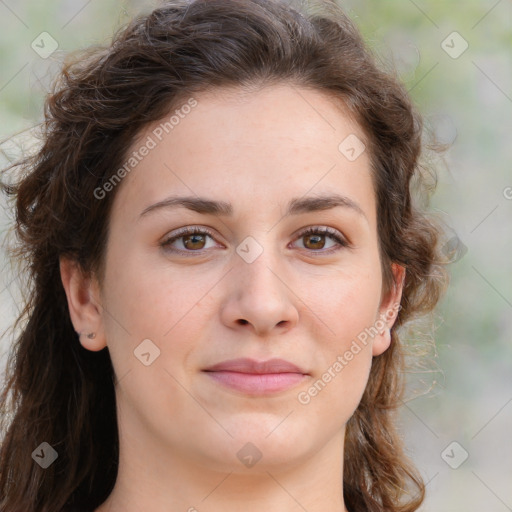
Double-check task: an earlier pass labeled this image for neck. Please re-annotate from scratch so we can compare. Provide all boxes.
[96,430,348,512]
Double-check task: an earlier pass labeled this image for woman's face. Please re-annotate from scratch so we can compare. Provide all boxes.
[79,84,404,474]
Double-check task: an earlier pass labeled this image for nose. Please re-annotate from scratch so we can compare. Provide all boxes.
[219,248,299,337]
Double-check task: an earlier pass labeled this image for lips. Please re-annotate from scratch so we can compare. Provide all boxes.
[203,358,307,374]
[202,358,309,394]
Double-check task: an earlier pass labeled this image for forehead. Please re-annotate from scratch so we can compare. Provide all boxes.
[111,84,375,225]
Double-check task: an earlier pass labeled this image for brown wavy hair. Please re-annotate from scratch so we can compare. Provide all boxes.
[0,0,449,510]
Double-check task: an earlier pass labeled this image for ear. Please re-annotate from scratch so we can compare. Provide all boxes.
[59,256,107,351]
[372,263,406,357]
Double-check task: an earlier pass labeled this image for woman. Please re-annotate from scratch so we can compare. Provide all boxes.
[0,0,449,510]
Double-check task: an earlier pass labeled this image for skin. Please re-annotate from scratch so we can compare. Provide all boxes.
[60,83,404,512]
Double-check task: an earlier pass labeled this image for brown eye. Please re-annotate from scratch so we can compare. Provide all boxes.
[161,227,218,254]
[303,233,327,250]
[182,233,207,250]
[293,226,349,254]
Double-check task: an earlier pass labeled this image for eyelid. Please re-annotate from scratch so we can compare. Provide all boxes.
[291,225,350,253]
[293,225,349,244]
[160,224,350,255]
[160,225,221,248]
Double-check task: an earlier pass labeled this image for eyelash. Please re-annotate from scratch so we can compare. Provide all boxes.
[160,225,349,256]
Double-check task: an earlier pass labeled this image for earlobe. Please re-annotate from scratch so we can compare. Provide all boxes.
[59,257,107,351]
[380,263,405,324]
[372,328,391,357]
[372,263,406,357]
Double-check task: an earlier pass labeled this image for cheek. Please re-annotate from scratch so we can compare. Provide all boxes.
[292,337,373,448]
[98,253,182,378]
[103,242,212,338]
[298,268,381,407]
[310,286,377,399]
[311,266,382,342]
[100,261,207,431]
[296,281,377,424]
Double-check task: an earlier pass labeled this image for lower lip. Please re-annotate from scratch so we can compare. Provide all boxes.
[204,371,307,394]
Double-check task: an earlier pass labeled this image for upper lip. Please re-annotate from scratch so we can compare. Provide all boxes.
[203,358,308,374]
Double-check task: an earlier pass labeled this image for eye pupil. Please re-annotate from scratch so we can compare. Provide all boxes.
[304,234,325,250]
[184,234,206,249]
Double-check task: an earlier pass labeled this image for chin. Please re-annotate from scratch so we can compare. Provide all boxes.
[191,419,315,473]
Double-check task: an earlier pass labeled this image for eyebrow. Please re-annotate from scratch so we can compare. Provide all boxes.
[139,193,368,222]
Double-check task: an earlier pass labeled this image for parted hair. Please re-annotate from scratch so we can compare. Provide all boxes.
[0,0,448,510]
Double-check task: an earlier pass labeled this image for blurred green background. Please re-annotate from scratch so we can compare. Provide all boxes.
[1,0,511,510]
